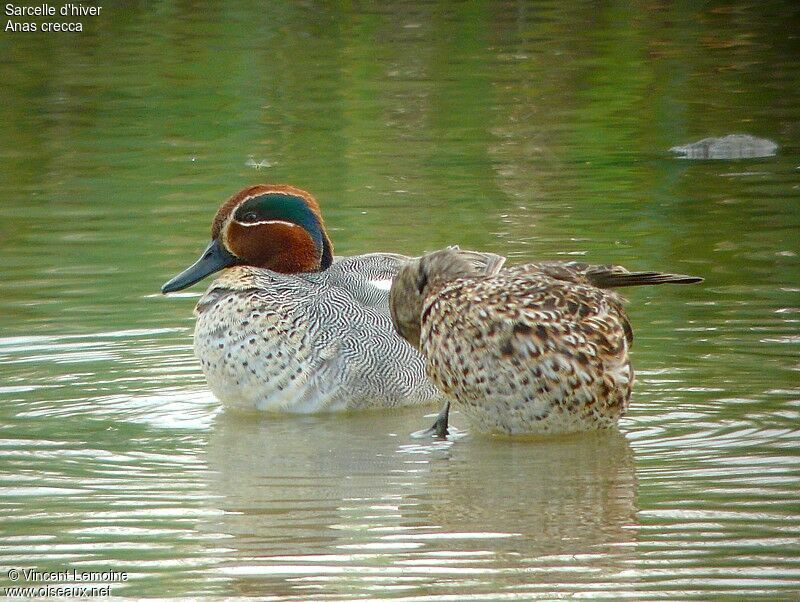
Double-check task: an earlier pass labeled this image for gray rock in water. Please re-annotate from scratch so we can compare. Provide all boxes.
[670,134,778,160]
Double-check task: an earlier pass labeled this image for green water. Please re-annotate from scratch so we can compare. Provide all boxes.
[1,1,799,599]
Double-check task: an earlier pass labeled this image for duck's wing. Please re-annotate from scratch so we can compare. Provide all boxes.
[328,249,506,307]
[331,253,412,282]
[323,253,413,307]
[507,261,703,290]
[332,248,506,281]
[442,246,507,277]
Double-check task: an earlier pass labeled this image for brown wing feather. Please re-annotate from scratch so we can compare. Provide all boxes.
[506,261,702,289]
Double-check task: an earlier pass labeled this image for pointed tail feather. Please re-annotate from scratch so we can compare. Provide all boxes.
[588,269,703,289]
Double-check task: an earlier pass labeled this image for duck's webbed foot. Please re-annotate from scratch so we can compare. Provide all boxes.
[411,400,450,439]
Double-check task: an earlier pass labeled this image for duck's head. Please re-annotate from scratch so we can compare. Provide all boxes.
[390,247,503,349]
[162,184,334,293]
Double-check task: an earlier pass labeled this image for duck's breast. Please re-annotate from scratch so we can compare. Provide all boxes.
[193,261,437,412]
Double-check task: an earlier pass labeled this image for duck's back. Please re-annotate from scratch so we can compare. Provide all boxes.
[421,271,634,434]
[194,256,440,412]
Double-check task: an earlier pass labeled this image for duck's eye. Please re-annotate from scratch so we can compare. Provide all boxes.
[416,269,428,294]
[240,211,259,223]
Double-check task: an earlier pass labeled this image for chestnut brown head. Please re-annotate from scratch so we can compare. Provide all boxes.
[162,185,334,293]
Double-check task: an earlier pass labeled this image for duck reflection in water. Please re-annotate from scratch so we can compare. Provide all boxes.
[200,411,637,598]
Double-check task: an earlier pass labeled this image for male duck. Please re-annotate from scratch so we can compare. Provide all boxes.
[389,248,702,436]
[161,184,464,413]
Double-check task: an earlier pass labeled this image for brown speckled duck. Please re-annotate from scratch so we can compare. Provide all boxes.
[389,248,702,436]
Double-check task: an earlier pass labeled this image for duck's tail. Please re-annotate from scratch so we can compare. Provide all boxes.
[587,268,703,289]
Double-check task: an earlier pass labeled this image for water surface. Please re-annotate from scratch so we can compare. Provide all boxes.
[1,1,799,599]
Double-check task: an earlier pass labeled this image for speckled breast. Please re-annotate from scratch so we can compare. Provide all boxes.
[193,285,339,412]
